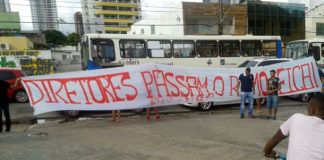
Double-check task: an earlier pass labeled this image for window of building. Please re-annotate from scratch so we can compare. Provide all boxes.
[241,40,262,57]
[147,40,172,58]
[219,40,240,57]
[316,23,324,35]
[262,41,277,56]
[173,40,195,58]
[120,40,146,58]
[196,40,218,57]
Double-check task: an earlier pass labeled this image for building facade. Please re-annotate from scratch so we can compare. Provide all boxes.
[248,0,305,42]
[82,0,141,34]
[309,0,324,11]
[74,12,84,36]
[305,3,324,39]
[0,12,20,31]
[0,0,10,12]
[30,0,59,31]
[182,2,248,35]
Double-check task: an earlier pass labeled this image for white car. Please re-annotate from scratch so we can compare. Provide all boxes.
[184,58,291,110]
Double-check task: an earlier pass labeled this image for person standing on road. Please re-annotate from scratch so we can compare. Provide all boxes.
[236,67,255,118]
[0,78,21,132]
[112,110,121,123]
[263,94,324,159]
[146,107,160,121]
[266,70,281,120]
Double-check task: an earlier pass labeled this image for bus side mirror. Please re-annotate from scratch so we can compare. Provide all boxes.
[312,46,320,61]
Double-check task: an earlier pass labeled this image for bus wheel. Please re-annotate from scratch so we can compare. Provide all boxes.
[299,93,312,102]
[198,102,213,111]
[63,110,80,117]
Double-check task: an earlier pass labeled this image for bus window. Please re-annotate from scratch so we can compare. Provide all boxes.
[196,40,218,57]
[219,40,240,57]
[147,40,172,58]
[262,41,277,56]
[91,39,115,62]
[173,40,195,58]
[241,40,262,57]
[120,39,146,58]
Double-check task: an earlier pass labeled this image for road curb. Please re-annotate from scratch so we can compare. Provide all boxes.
[10,103,305,125]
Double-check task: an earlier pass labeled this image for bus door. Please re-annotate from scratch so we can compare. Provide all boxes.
[309,42,322,62]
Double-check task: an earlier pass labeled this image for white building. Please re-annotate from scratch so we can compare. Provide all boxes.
[30,0,59,31]
[51,46,81,65]
[128,1,184,35]
[306,3,324,39]
[0,0,10,12]
[128,15,184,35]
[309,0,324,10]
[82,0,141,34]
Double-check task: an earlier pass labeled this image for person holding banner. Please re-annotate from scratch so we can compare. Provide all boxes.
[263,94,324,159]
[146,107,160,121]
[266,70,281,120]
[0,78,21,132]
[236,67,255,118]
[112,110,121,123]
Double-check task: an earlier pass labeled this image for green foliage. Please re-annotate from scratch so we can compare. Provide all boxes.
[66,32,80,46]
[43,30,67,45]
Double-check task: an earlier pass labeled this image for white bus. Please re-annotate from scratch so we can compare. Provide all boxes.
[286,38,324,67]
[80,34,283,70]
[285,38,324,102]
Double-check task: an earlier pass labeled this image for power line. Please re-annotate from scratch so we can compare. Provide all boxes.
[0,20,319,33]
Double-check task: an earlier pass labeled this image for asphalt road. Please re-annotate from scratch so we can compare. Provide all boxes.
[1,98,308,160]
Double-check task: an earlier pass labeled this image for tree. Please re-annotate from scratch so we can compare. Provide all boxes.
[66,32,80,46]
[43,30,66,45]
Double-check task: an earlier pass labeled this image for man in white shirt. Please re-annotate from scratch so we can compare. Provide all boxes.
[263,94,324,159]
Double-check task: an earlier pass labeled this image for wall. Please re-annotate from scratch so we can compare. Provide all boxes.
[0,36,34,50]
[0,12,20,31]
[51,46,81,64]
[306,4,324,39]
[0,50,54,76]
[182,2,247,35]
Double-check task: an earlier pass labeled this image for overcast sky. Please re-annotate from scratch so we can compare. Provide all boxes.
[10,0,309,34]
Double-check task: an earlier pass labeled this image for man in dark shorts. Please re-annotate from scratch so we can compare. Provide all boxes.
[266,70,281,120]
[236,67,255,118]
[0,78,21,132]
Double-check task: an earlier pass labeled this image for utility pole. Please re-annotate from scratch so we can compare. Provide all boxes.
[218,0,224,35]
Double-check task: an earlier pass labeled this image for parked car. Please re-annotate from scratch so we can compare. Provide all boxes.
[184,58,291,110]
[0,68,28,103]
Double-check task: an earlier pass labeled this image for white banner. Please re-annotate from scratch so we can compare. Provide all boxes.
[22,57,322,115]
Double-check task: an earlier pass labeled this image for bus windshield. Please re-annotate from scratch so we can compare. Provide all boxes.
[91,39,115,63]
[286,42,308,59]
